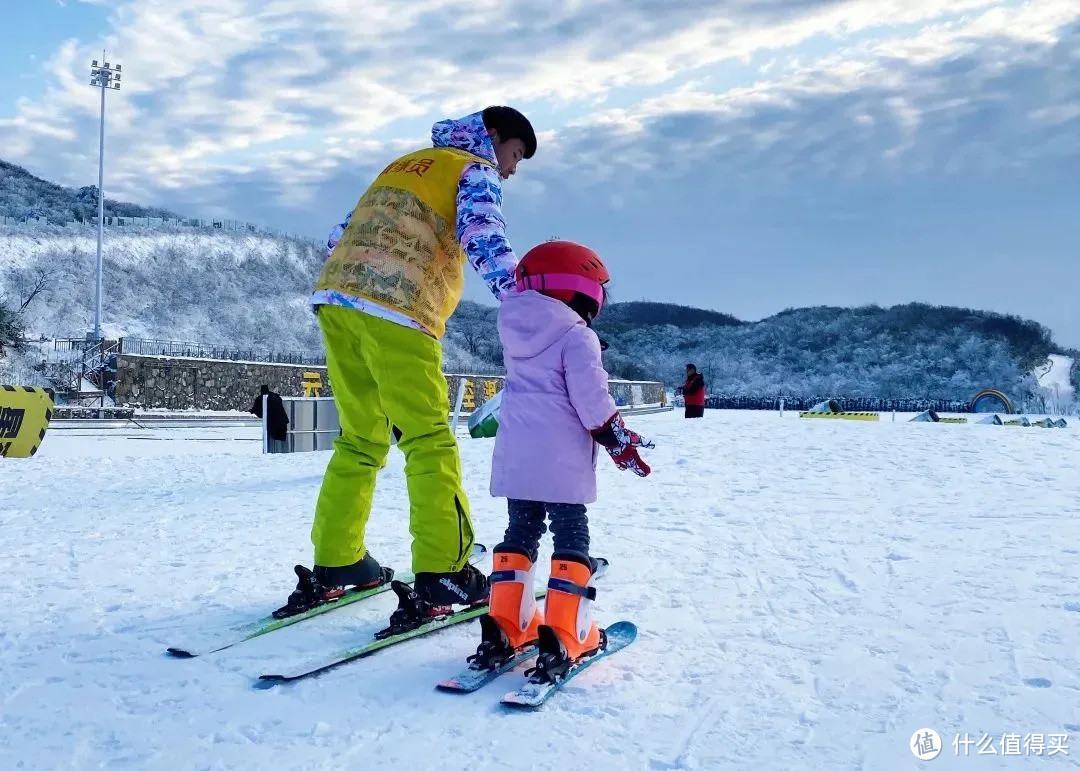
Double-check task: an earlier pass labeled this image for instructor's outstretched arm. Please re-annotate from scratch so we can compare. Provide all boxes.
[456,163,518,300]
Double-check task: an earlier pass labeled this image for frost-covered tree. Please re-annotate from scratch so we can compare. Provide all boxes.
[0,303,24,356]
[1,160,178,224]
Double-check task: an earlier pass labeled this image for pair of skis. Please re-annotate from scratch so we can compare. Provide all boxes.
[166,544,491,658]
[166,546,636,708]
[428,557,638,707]
[436,619,638,708]
[255,557,636,707]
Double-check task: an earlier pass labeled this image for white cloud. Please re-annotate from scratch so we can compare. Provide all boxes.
[539,0,1080,185]
[2,0,1079,227]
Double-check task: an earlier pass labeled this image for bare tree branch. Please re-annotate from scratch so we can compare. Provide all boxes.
[18,268,52,314]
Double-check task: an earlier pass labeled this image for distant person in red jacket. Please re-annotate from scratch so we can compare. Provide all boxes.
[678,363,706,418]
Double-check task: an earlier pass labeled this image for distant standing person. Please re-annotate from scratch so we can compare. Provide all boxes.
[249,384,289,449]
[679,363,706,418]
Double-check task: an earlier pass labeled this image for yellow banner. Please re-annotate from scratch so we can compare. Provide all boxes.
[0,386,54,458]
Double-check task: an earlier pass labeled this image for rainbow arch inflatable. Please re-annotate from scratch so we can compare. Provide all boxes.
[970,388,1013,414]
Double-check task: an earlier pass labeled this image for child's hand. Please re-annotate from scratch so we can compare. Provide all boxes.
[606,443,652,477]
[591,413,655,477]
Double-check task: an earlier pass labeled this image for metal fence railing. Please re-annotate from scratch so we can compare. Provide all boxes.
[444,364,507,377]
[53,338,102,353]
[703,395,973,413]
[116,337,326,366]
[113,339,513,374]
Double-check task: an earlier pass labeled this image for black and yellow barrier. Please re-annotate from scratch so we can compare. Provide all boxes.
[0,386,54,458]
[799,411,880,422]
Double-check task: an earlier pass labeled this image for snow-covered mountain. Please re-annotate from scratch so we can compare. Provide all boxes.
[448,299,1078,405]
[3,218,1076,404]
[2,222,325,350]
[2,159,1077,404]
[1,159,177,224]
[0,219,492,373]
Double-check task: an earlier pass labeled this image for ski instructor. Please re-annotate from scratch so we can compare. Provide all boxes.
[275,107,536,619]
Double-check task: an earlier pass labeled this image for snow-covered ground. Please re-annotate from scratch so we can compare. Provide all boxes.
[2,410,1078,769]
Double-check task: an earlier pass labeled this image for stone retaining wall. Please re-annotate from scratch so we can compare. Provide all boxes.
[114,355,332,411]
[115,355,665,412]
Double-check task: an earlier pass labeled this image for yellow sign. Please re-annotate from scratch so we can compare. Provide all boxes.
[462,379,475,411]
[302,371,323,398]
[0,386,54,459]
[482,379,498,402]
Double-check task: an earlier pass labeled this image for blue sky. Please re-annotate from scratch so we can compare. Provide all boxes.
[3,0,1079,347]
[2,1,110,114]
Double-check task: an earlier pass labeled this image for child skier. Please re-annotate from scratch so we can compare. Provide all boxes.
[475,240,654,680]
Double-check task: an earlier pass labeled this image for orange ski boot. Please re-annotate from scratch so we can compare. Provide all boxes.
[529,552,604,682]
[469,549,543,670]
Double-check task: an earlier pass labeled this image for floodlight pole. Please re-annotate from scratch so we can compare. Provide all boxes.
[89,52,121,343]
[94,67,105,342]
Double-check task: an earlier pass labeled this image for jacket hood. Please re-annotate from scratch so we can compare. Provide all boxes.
[498,291,585,360]
[431,111,496,165]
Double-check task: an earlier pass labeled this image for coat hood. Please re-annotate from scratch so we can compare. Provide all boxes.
[431,111,497,165]
[498,290,585,360]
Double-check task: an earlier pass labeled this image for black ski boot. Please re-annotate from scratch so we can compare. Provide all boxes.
[375,580,455,638]
[375,563,489,639]
[466,615,518,671]
[313,552,384,588]
[272,553,389,620]
[525,625,608,684]
[272,565,332,619]
[413,562,489,606]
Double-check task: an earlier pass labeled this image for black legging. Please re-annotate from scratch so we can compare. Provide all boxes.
[499,499,589,563]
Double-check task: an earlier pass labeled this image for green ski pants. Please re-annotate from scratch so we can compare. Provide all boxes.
[311,304,475,573]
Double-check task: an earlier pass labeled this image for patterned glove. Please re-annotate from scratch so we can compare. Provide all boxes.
[590,412,655,477]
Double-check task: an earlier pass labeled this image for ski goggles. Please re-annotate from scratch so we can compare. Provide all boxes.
[514,273,606,312]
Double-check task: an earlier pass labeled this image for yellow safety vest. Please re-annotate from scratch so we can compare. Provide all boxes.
[313,147,493,338]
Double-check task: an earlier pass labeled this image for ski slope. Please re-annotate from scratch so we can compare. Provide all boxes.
[1036,354,1076,403]
[2,411,1078,769]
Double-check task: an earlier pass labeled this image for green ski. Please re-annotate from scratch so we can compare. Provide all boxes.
[167,544,487,658]
[255,585,547,687]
